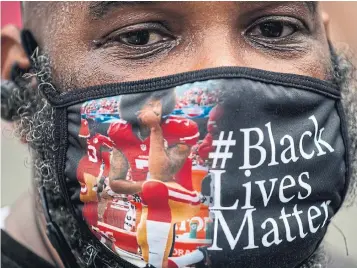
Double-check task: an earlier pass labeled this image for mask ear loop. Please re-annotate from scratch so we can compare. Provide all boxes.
[20,29,38,60]
[39,187,80,268]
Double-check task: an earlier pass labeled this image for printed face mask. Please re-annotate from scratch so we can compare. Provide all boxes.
[41,67,349,268]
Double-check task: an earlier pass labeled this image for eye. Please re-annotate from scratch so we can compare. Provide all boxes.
[98,22,174,48]
[94,22,177,59]
[247,19,299,39]
[119,30,167,46]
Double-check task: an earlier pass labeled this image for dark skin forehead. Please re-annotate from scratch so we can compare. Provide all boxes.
[26,1,330,91]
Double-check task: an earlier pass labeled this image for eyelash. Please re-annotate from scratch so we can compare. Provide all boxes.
[95,23,174,46]
[242,16,310,53]
[94,16,309,59]
[245,16,307,40]
[93,22,177,60]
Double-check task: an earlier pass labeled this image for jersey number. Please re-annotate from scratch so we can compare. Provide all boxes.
[135,159,148,169]
[88,145,98,163]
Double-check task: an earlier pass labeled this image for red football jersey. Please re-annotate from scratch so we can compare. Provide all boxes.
[197,104,224,160]
[207,104,224,133]
[198,133,213,161]
[79,118,90,138]
[77,156,102,185]
[107,116,199,188]
[87,133,113,163]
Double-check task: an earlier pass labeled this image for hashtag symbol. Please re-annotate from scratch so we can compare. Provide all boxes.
[209,131,236,169]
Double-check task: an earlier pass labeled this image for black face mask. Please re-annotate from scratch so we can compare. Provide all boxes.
[18,30,350,268]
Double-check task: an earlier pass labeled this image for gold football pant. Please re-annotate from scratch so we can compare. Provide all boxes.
[137,180,200,268]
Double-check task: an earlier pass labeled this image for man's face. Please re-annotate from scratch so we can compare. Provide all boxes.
[141,98,162,118]
[40,2,331,91]
[6,2,355,267]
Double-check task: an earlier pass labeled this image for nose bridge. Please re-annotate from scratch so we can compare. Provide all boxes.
[189,25,244,71]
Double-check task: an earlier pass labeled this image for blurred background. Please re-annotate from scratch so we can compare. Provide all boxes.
[1,1,357,265]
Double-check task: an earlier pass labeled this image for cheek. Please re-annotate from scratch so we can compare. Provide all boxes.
[50,46,331,91]
[237,42,331,80]
[244,53,330,80]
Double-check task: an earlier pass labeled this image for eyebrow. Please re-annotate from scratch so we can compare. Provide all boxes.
[89,1,318,19]
[305,1,317,14]
[89,1,154,19]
